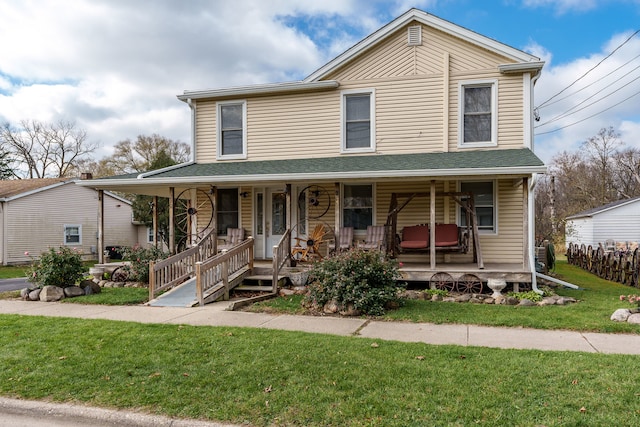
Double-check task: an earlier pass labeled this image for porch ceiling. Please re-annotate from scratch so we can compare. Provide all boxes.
[77,148,545,194]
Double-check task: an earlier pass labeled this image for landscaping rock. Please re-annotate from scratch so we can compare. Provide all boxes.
[611,309,631,322]
[279,288,295,297]
[518,299,536,306]
[442,297,457,303]
[323,300,339,314]
[557,297,576,305]
[64,286,85,298]
[28,289,41,301]
[483,297,495,304]
[493,295,506,305]
[455,294,472,303]
[540,297,557,306]
[627,313,640,324]
[39,285,64,302]
[339,303,361,317]
[399,290,422,300]
[431,294,443,302]
[469,297,483,304]
[505,296,519,305]
[84,285,94,295]
[20,288,31,300]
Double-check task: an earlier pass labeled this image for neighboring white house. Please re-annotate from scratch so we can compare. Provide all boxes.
[565,197,640,248]
[0,178,145,265]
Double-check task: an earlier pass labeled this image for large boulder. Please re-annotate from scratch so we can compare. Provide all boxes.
[627,313,640,324]
[79,279,101,294]
[611,308,631,322]
[64,286,85,298]
[28,289,42,301]
[39,286,65,302]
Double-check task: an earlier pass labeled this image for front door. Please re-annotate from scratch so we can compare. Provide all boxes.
[265,188,287,258]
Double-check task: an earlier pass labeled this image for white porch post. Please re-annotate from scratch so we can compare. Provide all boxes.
[430,180,436,270]
[168,187,175,254]
[98,190,104,264]
[152,195,158,249]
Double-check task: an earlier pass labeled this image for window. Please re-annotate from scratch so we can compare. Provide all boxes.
[217,188,239,235]
[64,224,81,245]
[459,80,497,147]
[147,227,154,244]
[459,181,495,233]
[342,89,375,152]
[343,184,373,231]
[217,100,247,159]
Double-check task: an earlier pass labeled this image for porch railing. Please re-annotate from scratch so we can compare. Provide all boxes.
[195,238,255,306]
[272,229,292,292]
[148,229,218,301]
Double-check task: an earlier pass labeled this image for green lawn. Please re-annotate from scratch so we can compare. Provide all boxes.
[250,259,640,334]
[0,265,29,279]
[1,314,639,426]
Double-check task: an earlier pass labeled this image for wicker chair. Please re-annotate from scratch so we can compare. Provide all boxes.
[357,225,386,251]
[328,227,354,253]
[218,228,245,251]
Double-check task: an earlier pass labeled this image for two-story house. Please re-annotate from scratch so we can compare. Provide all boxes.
[81,9,546,294]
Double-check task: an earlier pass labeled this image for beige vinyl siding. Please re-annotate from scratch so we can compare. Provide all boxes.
[475,179,524,263]
[4,184,137,264]
[240,187,252,235]
[194,102,217,163]
[192,19,528,162]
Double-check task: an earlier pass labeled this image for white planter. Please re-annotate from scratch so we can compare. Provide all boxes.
[89,267,104,281]
[287,269,309,286]
[487,278,507,298]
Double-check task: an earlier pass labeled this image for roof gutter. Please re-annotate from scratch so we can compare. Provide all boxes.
[187,98,196,160]
[177,80,339,101]
[79,165,548,188]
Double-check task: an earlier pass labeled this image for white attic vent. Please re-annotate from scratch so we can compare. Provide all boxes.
[407,25,422,46]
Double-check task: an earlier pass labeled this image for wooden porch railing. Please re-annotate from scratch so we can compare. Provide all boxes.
[148,229,218,301]
[195,238,255,306]
[272,229,292,292]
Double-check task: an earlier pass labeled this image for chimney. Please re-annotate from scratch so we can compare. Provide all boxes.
[80,172,93,180]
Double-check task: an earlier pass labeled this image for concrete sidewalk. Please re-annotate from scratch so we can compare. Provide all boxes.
[2,299,640,354]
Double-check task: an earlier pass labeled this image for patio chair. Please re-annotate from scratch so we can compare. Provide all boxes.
[218,227,245,251]
[328,227,354,253]
[357,225,386,251]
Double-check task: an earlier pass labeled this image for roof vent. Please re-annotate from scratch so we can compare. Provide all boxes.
[407,26,421,46]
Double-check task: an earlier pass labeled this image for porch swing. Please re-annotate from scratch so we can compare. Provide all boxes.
[385,191,484,269]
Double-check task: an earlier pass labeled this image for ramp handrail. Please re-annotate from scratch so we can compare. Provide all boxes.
[148,229,218,300]
[272,229,292,292]
[195,238,254,306]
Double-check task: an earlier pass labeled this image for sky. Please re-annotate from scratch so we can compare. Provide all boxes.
[0,0,639,166]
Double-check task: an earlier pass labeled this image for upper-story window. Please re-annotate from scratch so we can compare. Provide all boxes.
[341,89,375,152]
[217,100,247,159]
[458,80,497,147]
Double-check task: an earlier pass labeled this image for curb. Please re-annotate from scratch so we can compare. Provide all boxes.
[0,397,237,427]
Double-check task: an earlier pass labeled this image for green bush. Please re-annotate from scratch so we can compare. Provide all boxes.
[117,245,169,284]
[28,247,85,288]
[508,290,543,303]
[304,249,404,316]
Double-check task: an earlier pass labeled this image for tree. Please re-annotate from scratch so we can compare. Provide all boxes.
[0,119,97,178]
[0,146,13,179]
[101,134,190,175]
[581,126,621,205]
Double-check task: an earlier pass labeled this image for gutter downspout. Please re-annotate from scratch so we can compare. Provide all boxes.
[529,69,544,294]
[187,98,196,162]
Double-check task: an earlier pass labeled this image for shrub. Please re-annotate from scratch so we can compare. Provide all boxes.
[28,247,85,288]
[424,288,449,298]
[117,245,169,284]
[304,249,404,316]
[508,290,543,303]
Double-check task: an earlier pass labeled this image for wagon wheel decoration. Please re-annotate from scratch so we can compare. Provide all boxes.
[430,272,455,292]
[632,248,640,287]
[456,273,483,294]
[290,222,335,263]
[298,185,332,220]
[606,252,618,282]
[174,188,214,251]
[595,246,605,277]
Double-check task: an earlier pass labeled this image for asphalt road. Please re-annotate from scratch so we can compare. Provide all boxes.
[0,277,29,292]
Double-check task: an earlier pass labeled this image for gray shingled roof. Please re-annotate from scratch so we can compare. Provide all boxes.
[566,196,640,219]
[142,148,544,179]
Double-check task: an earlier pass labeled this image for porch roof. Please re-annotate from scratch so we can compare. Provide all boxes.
[78,148,545,195]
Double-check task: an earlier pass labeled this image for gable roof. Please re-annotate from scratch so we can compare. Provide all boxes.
[177,8,543,102]
[78,148,545,194]
[0,178,133,204]
[305,8,542,82]
[566,197,640,220]
[0,178,68,200]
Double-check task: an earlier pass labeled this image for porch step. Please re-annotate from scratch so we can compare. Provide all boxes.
[241,274,287,287]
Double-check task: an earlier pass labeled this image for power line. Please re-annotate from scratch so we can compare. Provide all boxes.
[534,88,640,135]
[536,29,640,109]
[538,52,640,110]
[535,64,640,127]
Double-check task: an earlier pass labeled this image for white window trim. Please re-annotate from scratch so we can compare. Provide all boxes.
[341,182,376,235]
[216,100,247,160]
[457,79,498,148]
[64,224,82,245]
[457,180,497,235]
[147,227,154,244]
[340,88,376,153]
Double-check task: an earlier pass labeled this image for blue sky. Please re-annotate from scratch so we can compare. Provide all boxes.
[0,0,639,164]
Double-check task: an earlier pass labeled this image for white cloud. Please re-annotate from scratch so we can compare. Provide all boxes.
[522,0,598,14]
[533,30,640,162]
